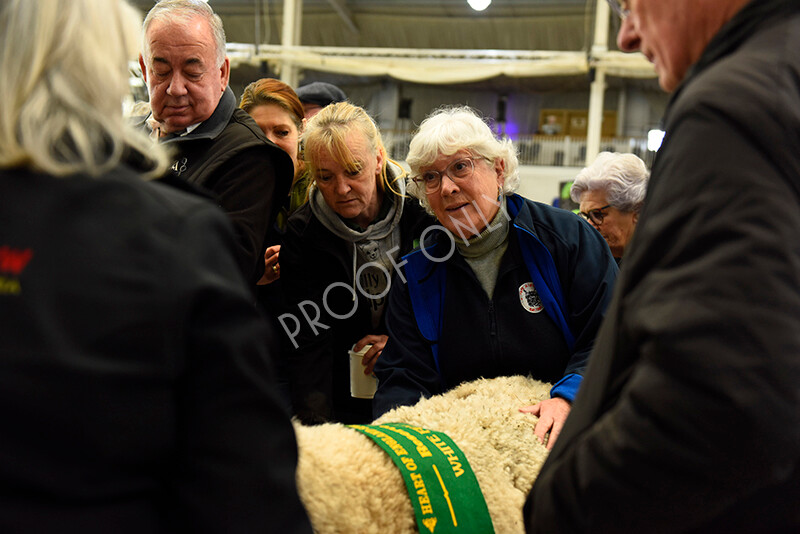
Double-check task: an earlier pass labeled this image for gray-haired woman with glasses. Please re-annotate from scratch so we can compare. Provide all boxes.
[372,106,618,450]
[571,151,650,263]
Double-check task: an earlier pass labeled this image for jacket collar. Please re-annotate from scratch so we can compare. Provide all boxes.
[162,86,236,145]
[667,0,800,114]
[506,193,537,235]
[419,193,533,250]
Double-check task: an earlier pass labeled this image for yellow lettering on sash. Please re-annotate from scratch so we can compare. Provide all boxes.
[353,426,409,456]
[410,472,434,515]
[418,445,433,458]
[401,456,417,471]
[448,459,464,478]
[382,425,434,458]
[426,434,465,477]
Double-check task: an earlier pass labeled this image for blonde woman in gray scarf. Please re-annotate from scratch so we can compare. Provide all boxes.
[278,102,433,425]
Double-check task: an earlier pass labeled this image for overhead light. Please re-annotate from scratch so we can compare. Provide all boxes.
[468,0,491,12]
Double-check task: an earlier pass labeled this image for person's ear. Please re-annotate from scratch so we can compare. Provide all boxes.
[219,57,230,92]
[375,146,386,176]
[494,158,506,187]
[138,55,148,83]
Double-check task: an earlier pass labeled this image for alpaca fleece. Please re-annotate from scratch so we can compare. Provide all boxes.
[294,375,552,533]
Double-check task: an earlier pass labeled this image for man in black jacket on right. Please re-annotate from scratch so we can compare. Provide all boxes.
[526,0,800,532]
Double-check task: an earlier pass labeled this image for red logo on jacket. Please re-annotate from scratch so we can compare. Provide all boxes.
[0,246,34,275]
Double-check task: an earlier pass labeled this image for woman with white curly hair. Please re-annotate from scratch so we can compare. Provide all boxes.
[373,106,618,450]
[571,151,650,262]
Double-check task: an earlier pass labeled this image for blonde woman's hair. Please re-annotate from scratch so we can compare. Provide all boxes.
[301,101,403,195]
[0,0,169,178]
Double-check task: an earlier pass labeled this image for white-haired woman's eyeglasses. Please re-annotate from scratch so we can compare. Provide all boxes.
[411,157,479,193]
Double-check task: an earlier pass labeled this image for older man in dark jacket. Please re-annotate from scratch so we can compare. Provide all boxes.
[526,0,800,532]
[139,0,292,286]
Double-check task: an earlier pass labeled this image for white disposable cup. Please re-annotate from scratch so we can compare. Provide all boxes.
[348,343,378,399]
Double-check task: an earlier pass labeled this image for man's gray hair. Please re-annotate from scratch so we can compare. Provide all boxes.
[406,105,520,214]
[570,152,649,213]
[142,0,227,67]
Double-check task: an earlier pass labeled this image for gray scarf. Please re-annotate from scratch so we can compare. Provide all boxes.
[309,161,407,327]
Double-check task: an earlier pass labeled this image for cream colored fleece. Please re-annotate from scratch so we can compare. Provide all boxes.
[293,375,552,534]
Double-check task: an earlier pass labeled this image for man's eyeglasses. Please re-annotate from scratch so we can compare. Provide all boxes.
[412,157,477,193]
[607,0,630,20]
[579,204,612,225]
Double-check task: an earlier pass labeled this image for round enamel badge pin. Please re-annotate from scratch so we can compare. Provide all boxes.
[519,282,543,313]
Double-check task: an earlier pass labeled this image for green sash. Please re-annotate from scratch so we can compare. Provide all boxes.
[348,423,494,534]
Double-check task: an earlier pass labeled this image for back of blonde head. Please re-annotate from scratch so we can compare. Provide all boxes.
[302,101,400,194]
[0,0,169,178]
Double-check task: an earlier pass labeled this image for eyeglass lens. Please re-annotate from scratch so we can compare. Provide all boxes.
[581,204,611,225]
[419,158,475,191]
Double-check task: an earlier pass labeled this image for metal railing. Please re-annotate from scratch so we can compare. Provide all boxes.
[383,131,656,168]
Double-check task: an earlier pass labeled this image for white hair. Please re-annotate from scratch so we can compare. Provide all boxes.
[570,151,649,212]
[142,0,227,69]
[406,106,520,214]
[0,0,169,178]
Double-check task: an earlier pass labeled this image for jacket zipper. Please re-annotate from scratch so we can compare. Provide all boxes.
[488,301,497,337]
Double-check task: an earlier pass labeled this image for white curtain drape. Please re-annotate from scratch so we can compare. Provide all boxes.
[226,44,655,84]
